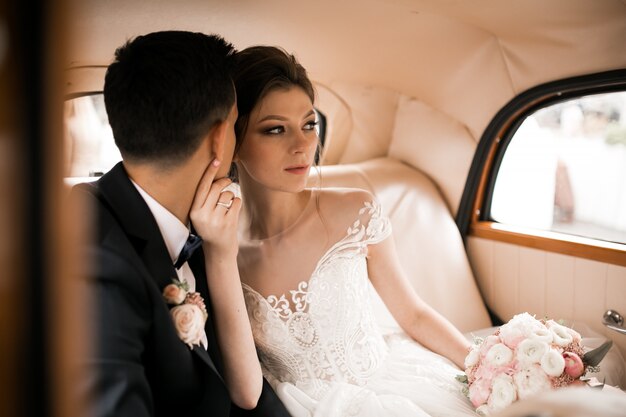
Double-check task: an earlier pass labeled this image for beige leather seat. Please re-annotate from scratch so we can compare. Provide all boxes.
[314,156,491,333]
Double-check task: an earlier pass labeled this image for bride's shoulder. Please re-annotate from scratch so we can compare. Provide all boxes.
[317,186,375,206]
[314,187,390,242]
[315,187,380,223]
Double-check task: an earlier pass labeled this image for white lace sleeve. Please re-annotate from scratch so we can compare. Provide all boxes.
[352,199,392,245]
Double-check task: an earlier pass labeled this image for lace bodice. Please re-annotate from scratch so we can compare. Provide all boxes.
[242,200,392,400]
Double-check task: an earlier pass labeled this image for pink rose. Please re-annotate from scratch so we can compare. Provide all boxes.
[473,362,495,382]
[488,375,517,412]
[480,335,500,359]
[500,328,526,349]
[171,304,206,348]
[163,283,187,305]
[563,352,585,378]
[469,377,491,408]
[513,364,551,399]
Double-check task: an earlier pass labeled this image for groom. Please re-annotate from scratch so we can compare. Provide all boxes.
[75,31,290,417]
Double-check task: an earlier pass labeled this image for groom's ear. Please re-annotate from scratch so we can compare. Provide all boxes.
[208,119,227,161]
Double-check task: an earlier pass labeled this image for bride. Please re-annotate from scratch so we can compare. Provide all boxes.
[231,45,478,417]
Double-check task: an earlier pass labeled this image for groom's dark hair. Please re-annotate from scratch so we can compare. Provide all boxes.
[104,30,236,167]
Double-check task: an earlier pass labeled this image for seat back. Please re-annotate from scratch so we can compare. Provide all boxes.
[314,157,491,333]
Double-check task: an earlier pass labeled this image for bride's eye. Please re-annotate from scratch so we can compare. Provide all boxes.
[303,120,318,131]
[263,125,285,135]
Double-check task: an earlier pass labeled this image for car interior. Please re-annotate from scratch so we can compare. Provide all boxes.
[1,0,626,416]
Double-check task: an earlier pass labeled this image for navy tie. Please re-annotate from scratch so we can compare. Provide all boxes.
[174,233,203,269]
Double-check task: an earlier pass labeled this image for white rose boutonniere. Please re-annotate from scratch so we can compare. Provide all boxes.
[171,304,206,348]
[163,279,208,349]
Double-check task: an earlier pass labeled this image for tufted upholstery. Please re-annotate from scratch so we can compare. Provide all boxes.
[316,82,477,217]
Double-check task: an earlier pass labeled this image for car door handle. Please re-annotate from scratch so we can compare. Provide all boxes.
[603,309,626,336]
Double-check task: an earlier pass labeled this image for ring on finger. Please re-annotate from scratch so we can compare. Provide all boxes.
[221,182,241,199]
[216,200,233,209]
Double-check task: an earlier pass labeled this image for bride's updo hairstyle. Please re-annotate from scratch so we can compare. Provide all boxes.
[232,46,316,167]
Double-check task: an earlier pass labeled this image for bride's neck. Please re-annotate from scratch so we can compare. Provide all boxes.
[242,188,312,241]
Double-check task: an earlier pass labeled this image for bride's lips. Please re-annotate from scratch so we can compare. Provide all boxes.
[284,164,310,175]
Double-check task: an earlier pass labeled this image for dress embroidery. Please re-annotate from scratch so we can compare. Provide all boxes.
[242,199,477,417]
[242,200,392,400]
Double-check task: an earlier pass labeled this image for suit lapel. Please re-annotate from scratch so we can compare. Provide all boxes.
[188,250,225,377]
[98,163,176,289]
[97,162,223,379]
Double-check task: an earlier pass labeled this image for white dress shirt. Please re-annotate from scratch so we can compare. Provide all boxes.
[131,180,208,348]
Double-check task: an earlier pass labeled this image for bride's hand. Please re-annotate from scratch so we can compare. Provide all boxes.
[189,158,241,257]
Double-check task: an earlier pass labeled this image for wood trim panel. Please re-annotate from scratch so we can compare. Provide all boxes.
[471,221,626,267]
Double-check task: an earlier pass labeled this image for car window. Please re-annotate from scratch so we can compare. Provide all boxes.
[64,94,120,178]
[490,91,626,244]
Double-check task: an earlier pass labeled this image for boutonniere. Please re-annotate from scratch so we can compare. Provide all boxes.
[163,279,208,349]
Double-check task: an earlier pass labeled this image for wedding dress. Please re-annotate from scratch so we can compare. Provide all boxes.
[241,199,478,417]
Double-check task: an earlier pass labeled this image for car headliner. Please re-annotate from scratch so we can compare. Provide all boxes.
[66,0,626,139]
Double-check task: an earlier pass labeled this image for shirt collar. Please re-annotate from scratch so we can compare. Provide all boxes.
[131,180,189,264]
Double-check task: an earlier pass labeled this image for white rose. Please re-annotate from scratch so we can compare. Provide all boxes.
[465,346,481,368]
[513,364,552,399]
[500,313,544,348]
[487,375,517,412]
[485,343,513,367]
[540,348,565,377]
[527,327,553,344]
[480,335,501,356]
[567,327,582,344]
[548,323,573,346]
[517,339,548,365]
[499,325,525,349]
[503,313,541,332]
[171,304,206,348]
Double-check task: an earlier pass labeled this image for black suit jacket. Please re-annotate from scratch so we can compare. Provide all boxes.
[76,162,290,417]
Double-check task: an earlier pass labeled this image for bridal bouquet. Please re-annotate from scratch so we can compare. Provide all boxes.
[457,312,612,415]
